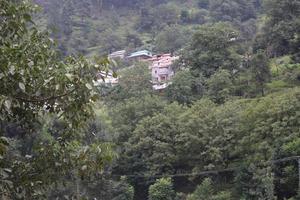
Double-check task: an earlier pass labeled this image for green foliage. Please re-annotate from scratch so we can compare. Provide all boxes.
[113,87,300,199]
[137,3,180,32]
[104,62,153,103]
[187,178,214,200]
[165,70,205,104]
[149,178,175,200]
[209,0,257,22]
[99,29,126,54]
[249,51,271,96]
[187,178,231,200]
[235,166,276,200]
[181,22,241,77]
[254,0,300,57]
[175,192,187,200]
[35,0,262,57]
[0,0,109,131]
[154,3,180,27]
[180,8,210,24]
[266,80,291,93]
[47,175,134,200]
[2,0,300,199]
[283,138,300,156]
[0,0,114,198]
[118,103,185,177]
[207,69,233,103]
[177,98,243,170]
[280,63,300,86]
[112,177,135,200]
[111,95,167,144]
[239,88,300,163]
[154,25,191,53]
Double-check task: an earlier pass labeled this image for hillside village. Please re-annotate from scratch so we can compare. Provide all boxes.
[97,50,178,90]
[2,0,300,200]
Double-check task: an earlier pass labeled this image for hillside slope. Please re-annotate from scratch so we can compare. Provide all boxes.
[33,0,261,57]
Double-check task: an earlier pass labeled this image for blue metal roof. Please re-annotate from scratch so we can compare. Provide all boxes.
[128,50,152,58]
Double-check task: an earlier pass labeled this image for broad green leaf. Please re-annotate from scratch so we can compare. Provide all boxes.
[65,73,73,81]
[4,99,11,111]
[19,82,26,92]
[81,165,88,171]
[85,83,92,90]
[113,71,118,78]
[90,94,100,102]
[9,65,15,75]
[0,137,9,146]
[23,13,32,22]
[28,61,34,67]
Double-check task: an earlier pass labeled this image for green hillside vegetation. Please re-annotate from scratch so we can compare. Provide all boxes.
[1,0,300,199]
[34,0,262,57]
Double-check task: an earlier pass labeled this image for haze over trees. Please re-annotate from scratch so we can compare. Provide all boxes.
[1,0,300,199]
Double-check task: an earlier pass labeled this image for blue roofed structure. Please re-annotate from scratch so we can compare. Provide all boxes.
[127,50,153,60]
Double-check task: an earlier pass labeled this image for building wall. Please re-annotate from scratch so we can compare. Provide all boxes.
[152,66,174,83]
[151,54,176,84]
[109,50,126,59]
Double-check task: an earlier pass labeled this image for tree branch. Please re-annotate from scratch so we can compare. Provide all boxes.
[14,88,76,103]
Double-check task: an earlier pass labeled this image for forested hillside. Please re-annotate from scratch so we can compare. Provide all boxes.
[33,0,262,56]
[1,0,300,200]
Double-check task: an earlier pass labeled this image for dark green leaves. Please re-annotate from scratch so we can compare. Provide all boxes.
[180,22,241,77]
[0,1,113,198]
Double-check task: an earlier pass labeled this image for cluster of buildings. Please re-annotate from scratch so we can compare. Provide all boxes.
[96,50,178,90]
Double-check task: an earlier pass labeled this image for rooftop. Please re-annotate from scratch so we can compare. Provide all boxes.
[127,50,152,58]
[109,50,125,55]
[109,50,126,58]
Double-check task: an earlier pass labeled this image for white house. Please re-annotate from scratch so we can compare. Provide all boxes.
[94,71,119,86]
[108,50,126,59]
[149,54,178,90]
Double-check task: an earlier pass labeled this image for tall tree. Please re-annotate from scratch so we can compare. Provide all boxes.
[0,0,113,198]
[207,69,233,104]
[254,0,300,57]
[149,178,175,200]
[181,23,241,77]
[187,178,231,200]
[249,51,271,96]
[154,25,191,53]
[165,70,205,105]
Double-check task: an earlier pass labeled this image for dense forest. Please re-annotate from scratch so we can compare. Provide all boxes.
[0,0,300,199]
[33,0,263,56]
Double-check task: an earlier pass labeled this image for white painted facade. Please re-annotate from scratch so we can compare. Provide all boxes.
[149,54,178,90]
